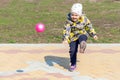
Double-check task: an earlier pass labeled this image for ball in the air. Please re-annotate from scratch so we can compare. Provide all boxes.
[35,23,45,32]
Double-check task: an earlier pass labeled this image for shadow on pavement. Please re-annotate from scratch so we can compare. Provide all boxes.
[44,56,70,71]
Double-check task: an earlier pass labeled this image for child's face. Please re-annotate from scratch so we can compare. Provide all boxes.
[71,13,80,22]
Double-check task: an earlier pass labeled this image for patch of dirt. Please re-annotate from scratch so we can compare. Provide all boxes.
[89,0,120,2]
[113,0,120,3]
[89,0,108,2]
[0,0,11,7]
[25,0,40,3]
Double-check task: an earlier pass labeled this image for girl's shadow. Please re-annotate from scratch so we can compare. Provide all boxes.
[44,56,70,70]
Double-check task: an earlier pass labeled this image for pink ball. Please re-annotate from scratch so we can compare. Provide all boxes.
[35,23,45,32]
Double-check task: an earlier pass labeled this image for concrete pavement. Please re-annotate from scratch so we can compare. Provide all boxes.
[0,44,120,80]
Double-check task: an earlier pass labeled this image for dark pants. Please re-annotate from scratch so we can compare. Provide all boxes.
[69,35,87,66]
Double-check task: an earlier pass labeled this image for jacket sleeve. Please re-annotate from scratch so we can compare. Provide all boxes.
[85,17,97,37]
[62,20,72,42]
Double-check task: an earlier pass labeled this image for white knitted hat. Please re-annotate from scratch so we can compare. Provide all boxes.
[71,3,83,16]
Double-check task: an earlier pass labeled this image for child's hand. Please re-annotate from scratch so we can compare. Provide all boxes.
[62,40,68,44]
[93,35,98,40]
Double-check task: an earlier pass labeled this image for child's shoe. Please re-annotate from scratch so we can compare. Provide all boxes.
[70,65,76,72]
[80,41,86,53]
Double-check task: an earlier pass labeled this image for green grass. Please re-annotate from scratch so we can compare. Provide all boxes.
[0,0,120,43]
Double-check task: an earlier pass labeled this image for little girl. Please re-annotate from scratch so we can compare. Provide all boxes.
[62,3,98,71]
